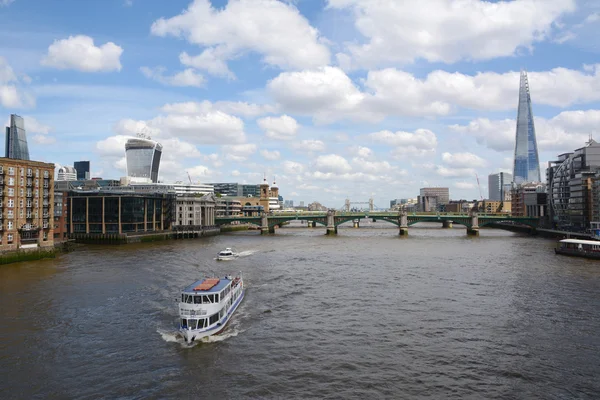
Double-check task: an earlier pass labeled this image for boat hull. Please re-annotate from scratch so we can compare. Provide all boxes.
[555,248,600,260]
[216,255,236,261]
[180,289,245,343]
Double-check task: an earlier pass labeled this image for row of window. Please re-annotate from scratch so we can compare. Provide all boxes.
[1,167,50,178]
[0,231,49,245]
[3,198,48,208]
[3,188,49,198]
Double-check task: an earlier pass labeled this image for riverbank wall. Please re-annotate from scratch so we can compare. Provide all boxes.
[0,248,57,265]
[488,223,592,240]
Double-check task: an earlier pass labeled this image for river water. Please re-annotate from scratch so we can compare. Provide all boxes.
[1,221,599,399]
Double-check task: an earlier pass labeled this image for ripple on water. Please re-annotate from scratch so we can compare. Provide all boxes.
[0,226,599,399]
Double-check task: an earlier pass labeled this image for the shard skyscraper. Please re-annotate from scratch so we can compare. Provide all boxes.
[512,70,541,185]
[5,114,30,160]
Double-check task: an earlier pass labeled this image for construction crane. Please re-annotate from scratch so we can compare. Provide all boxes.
[475,174,483,201]
[187,171,193,185]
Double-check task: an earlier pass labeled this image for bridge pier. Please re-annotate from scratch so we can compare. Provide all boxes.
[326,210,337,235]
[467,212,479,236]
[311,221,316,228]
[260,213,269,235]
[353,219,359,228]
[399,211,408,236]
[442,220,453,229]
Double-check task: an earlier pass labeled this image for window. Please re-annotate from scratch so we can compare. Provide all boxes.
[44,170,49,178]
[189,207,193,211]
[7,222,13,230]
[19,211,23,218]
[19,177,24,186]
[35,189,39,197]
[35,179,39,187]
[20,168,24,176]
[7,199,13,208]
[19,200,23,208]
[35,170,39,178]
[7,233,13,242]
[7,210,13,218]
[8,177,14,186]
[20,189,23,196]
[8,167,14,175]
[8,188,14,196]
[27,168,32,176]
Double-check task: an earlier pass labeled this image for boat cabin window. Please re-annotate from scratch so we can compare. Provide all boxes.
[194,296,202,304]
[209,313,219,325]
[181,318,187,328]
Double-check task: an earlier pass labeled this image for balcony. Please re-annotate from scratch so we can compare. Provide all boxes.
[26,180,32,187]
[26,192,32,198]
[43,223,49,229]
[43,213,49,218]
[43,201,49,206]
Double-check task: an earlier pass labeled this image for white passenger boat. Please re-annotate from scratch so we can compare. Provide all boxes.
[178,274,245,343]
[217,248,238,261]
[555,238,600,259]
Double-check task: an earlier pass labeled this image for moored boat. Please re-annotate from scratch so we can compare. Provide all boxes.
[179,273,245,343]
[555,238,600,259]
[217,248,238,261]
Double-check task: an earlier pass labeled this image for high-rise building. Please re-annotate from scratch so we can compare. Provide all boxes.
[57,166,77,181]
[513,71,541,185]
[125,136,162,183]
[488,172,512,201]
[74,161,90,180]
[5,114,30,160]
[418,187,449,212]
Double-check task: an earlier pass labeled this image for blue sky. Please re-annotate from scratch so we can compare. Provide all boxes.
[1,0,600,208]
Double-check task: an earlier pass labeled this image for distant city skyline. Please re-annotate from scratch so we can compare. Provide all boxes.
[1,1,599,207]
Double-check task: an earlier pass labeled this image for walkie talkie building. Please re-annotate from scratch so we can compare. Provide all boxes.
[512,71,541,185]
[125,136,162,183]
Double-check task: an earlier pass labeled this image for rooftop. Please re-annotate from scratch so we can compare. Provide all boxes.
[182,277,232,294]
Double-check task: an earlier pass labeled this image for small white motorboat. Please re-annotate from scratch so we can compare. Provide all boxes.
[217,248,238,261]
[178,273,245,343]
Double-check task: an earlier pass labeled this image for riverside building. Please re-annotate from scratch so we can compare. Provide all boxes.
[0,159,54,251]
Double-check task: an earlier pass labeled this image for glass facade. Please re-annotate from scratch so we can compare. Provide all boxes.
[513,71,540,185]
[125,138,162,183]
[5,114,30,160]
[547,141,600,230]
[74,161,90,180]
[488,172,512,201]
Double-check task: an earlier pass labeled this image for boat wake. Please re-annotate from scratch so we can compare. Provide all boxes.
[237,250,258,258]
[157,328,184,344]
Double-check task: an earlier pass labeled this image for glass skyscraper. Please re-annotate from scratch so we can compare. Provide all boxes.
[74,161,90,180]
[125,137,162,183]
[488,172,512,201]
[513,71,541,185]
[5,114,30,160]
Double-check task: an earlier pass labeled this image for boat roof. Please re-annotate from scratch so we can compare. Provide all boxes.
[559,238,600,245]
[182,277,231,294]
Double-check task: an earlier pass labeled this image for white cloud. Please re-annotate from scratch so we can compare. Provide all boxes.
[292,139,326,153]
[0,0,15,6]
[161,100,276,117]
[41,35,123,72]
[32,134,56,145]
[260,149,281,161]
[455,182,477,190]
[441,152,486,169]
[267,66,374,123]
[151,0,330,75]
[450,109,600,153]
[268,65,600,124]
[0,57,34,108]
[348,145,373,159]
[140,66,205,88]
[187,165,213,179]
[153,112,245,144]
[330,0,575,68]
[282,160,305,175]
[222,143,257,162]
[96,135,129,157]
[312,154,352,174]
[257,115,299,140]
[435,166,476,178]
[368,129,438,150]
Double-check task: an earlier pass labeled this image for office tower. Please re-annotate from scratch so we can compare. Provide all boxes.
[74,161,90,180]
[5,114,30,160]
[418,187,449,212]
[125,136,162,183]
[488,172,513,201]
[513,71,541,185]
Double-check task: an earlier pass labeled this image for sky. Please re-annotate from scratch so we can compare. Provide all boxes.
[1,0,600,209]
